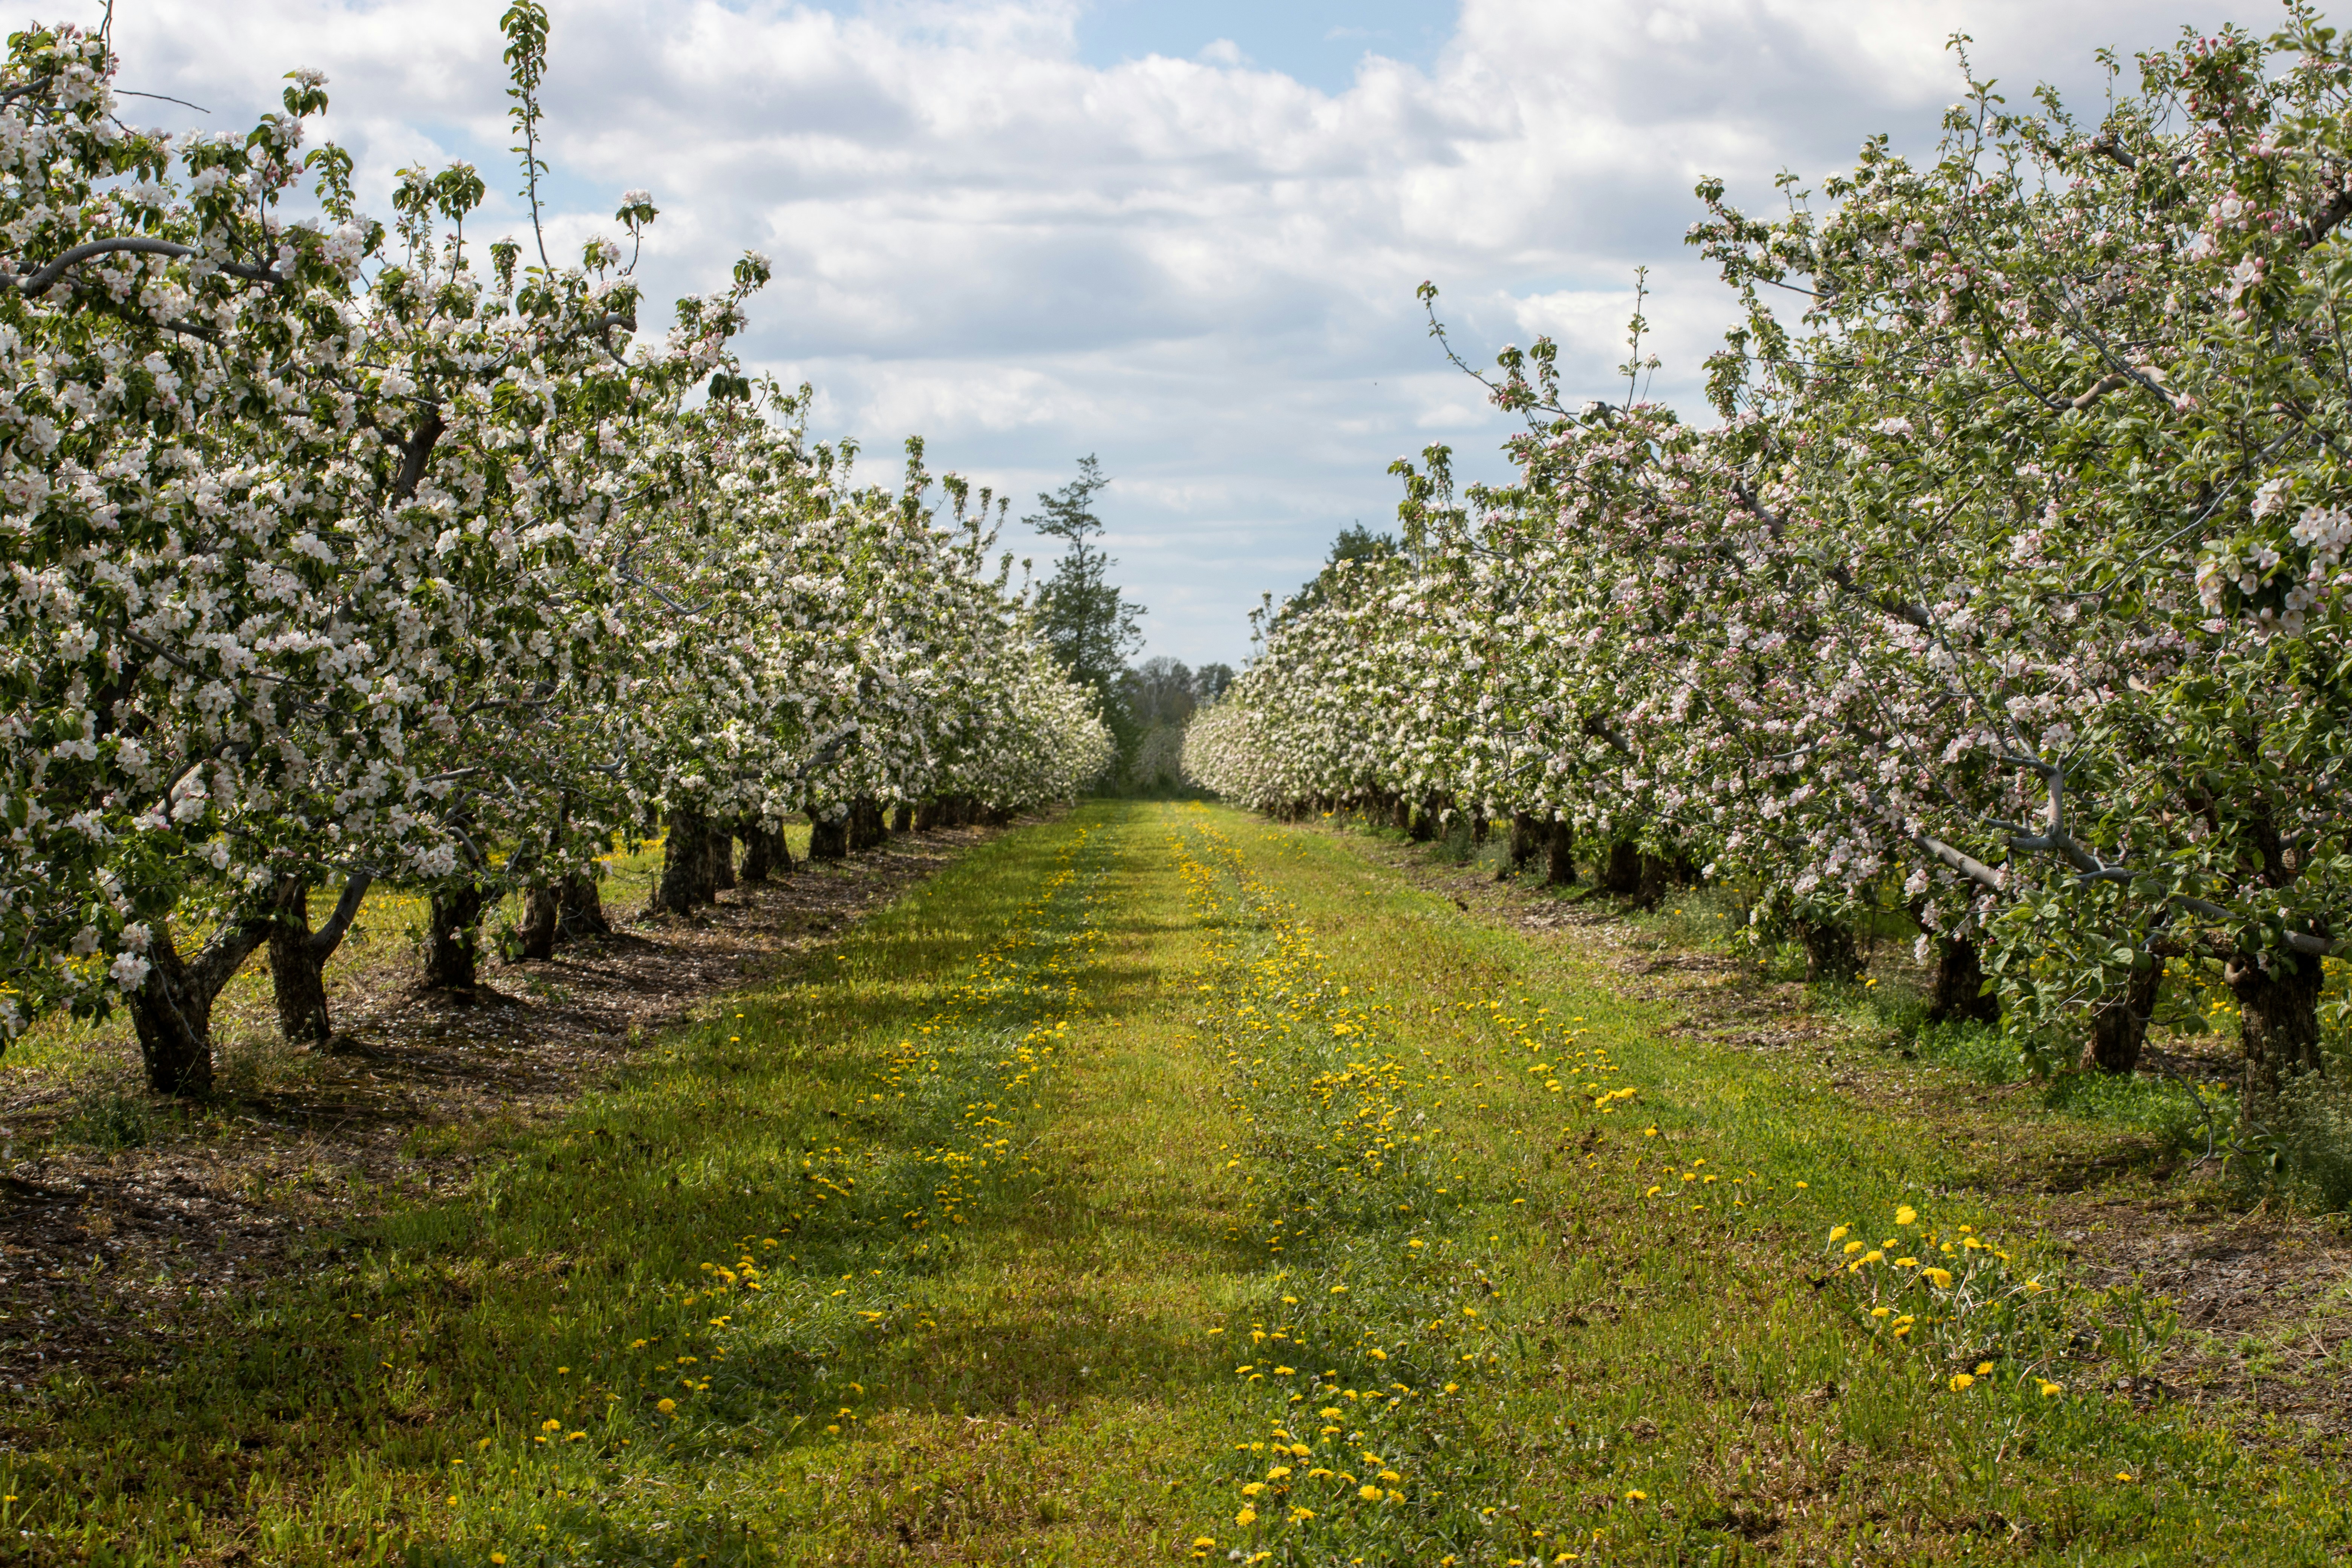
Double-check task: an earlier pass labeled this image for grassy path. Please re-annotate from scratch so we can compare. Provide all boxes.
[10,804,2347,1566]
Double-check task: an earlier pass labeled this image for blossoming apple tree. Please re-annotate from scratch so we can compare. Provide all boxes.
[1191,11,2352,1092]
[0,10,1106,1092]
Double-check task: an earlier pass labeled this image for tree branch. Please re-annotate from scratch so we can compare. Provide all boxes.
[309,872,372,960]
[2297,188,2352,251]
[2086,135,2138,171]
[3,235,285,298]
[393,409,446,502]
[1914,827,2342,956]
[2069,372,2129,411]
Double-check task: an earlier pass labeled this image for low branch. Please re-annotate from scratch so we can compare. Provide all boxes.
[187,907,277,998]
[1913,830,2006,891]
[1914,829,2341,957]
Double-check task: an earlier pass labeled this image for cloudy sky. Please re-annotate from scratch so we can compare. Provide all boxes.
[109,0,2288,667]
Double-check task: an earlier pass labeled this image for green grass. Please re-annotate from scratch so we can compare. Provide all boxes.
[10,804,2347,1565]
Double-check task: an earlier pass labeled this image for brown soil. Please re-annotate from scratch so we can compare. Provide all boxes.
[0,825,1003,1396]
[1369,832,2352,1442]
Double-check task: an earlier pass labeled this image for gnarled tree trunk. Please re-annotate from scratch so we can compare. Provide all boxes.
[268,873,374,1042]
[1545,822,1577,887]
[741,822,791,883]
[1599,840,1642,896]
[707,822,737,893]
[516,884,562,962]
[1924,933,2001,1027]
[132,911,275,1095]
[1798,919,1864,985]
[559,872,610,937]
[651,807,715,914]
[2082,954,2161,1073]
[1509,812,1540,871]
[426,882,487,991]
[2227,947,2325,1093]
[891,802,913,834]
[808,813,848,861]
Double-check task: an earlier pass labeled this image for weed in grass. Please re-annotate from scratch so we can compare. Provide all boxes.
[2243,1071,2352,1211]
[54,1086,152,1150]
[1898,1014,2029,1084]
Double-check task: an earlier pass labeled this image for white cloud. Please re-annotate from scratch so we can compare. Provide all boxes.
[105,0,2289,665]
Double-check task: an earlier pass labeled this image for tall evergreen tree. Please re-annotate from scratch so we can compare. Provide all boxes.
[1027,456,1145,771]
